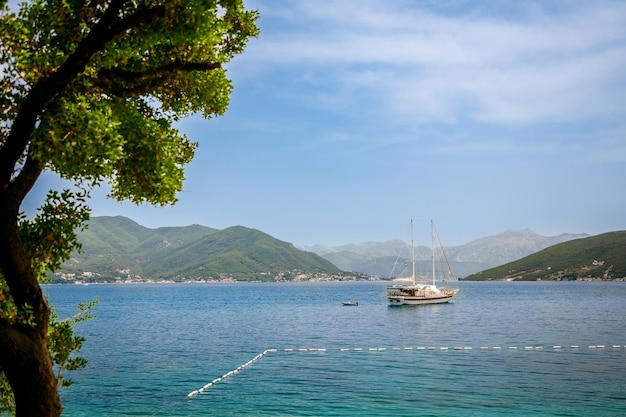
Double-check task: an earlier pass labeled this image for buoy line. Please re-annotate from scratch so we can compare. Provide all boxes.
[187,349,277,398]
[186,344,625,398]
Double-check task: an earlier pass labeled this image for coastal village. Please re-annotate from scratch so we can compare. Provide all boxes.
[52,269,375,284]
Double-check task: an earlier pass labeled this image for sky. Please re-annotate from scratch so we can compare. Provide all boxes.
[24,0,626,247]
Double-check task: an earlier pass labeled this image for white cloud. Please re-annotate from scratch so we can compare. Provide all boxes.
[243,0,626,126]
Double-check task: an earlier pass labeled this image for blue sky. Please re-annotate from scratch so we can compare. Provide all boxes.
[26,0,626,246]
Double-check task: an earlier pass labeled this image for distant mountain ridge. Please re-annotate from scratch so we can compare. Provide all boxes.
[302,230,589,277]
[59,216,599,282]
[57,216,352,283]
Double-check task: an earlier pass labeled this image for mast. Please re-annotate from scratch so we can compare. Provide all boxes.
[411,219,416,285]
[431,220,436,286]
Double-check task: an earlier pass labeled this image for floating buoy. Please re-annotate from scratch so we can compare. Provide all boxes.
[186,343,626,399]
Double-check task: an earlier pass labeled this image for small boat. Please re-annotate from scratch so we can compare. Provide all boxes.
[386,220,459,306]
[342,301,359,306]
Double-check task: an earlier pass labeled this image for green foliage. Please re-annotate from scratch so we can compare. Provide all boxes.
[465,231,626,281]
[0,280,35,327]
[0,372,15,416]
[48,299,98,388]
[19,187,91,279]
[1,1,258,414]
[2,0,259,205]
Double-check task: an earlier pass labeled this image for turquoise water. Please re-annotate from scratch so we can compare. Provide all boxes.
[45,281,626,416]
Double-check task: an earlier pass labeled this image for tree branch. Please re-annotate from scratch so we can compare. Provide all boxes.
[0,1,166,187]
[0,0,165,329]
[95,60,222,97]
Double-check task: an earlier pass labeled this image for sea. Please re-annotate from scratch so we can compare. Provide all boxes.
[43,281,626,417]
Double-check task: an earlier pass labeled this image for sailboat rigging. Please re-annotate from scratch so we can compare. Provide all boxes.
[386,220,459,305]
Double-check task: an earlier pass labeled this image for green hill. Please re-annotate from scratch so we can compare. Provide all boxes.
[56,216,349,283]
[464,231,626,281]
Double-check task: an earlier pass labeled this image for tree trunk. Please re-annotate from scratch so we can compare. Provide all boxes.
[0,167,62,416]
[1,323,62,417]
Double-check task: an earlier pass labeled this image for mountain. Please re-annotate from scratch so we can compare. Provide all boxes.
[464,231,626,281]
[59,216,606,283]
[56,216,351,283]
[445,229,589,265]
[302,230,589,277]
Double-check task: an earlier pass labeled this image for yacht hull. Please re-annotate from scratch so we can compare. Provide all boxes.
[387,294,454,305]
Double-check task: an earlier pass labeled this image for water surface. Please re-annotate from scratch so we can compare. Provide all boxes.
[45,281,626,416]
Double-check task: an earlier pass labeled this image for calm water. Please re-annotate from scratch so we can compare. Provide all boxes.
[44,281,626,416]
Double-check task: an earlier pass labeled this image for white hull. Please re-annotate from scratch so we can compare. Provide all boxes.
[387,293,454,305]
[387,286,458,306]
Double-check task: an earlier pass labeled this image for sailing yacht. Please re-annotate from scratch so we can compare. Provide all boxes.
[386,220,459,306]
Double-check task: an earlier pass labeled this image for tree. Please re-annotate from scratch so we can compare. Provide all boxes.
[0,0,259,415]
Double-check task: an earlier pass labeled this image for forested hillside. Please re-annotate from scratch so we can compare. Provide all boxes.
[56,216,353,282]
[464,231,626,281]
